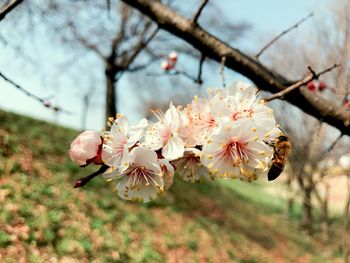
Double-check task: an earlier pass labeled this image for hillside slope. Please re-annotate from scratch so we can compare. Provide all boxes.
[0,110,343,263]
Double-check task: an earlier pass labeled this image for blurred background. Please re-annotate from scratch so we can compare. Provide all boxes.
[1,0,350,262]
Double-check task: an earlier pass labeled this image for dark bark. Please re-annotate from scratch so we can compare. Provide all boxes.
[105,62,117,121]
[120,0,350,136]
[300,184,313,235]
[297,172,313,236]
[0,0,24,21]
[286,174,295,219]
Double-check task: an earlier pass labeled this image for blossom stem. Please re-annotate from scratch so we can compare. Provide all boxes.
[74,165,109,188]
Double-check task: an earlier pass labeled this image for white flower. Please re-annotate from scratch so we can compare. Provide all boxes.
[188,96,217,145]
[171,148,212,183]
[225,81,276,130]
[143,103,185,160]
[201,118,273,180]
[102,114,148,170]
[110,147,165,203]
[205,82,276,134]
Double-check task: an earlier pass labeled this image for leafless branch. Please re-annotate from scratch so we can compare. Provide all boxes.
[106,0,111,16]
[71,27,106,59]
[0,71,71,114]
[318,133,343,161]
[196,54,205,85]
[123,27,159,69]
[127,59,160,72]
[264,64,340,101]
[0,0,24,22]
[147,69,198,83]
[256,12,313,58]
[121,0,350,135]
[192,0,209,24]
[220,55,226,87]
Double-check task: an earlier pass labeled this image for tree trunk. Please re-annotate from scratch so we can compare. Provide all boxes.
[300,185,313,235]
[105,63,117,121]
[297,172,314,236]
[321,183,330,242]
[81,93,90,130]
[286,173,295,219]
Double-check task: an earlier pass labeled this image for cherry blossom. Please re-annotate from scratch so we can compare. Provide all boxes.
[110,147,165,202]
[201,118,272,180]
[70,80,282,202]
[102,114,148,172]
[143,103,185,160]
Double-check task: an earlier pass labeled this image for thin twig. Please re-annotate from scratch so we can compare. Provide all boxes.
[106,0,111,17]
[127,58,160,72]
[74,165,109,188]
[319,133,343,161]
[196,54,205,85]
[0,71,71,113]
[220,56,226,87]
[192,0,209,24]
[256,12,313,58]
[147,69,198,83]
[124,27,159,70]
[264,64,340,101]
[0,0,24,21]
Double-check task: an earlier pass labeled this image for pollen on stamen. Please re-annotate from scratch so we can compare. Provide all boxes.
[251,127,257,132]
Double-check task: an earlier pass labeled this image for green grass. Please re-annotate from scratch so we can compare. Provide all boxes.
[0,109,344,262]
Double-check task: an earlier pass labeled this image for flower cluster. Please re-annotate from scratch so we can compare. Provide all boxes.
[70,81,282,202]
[161,51,178,71]
[306,80,327,93]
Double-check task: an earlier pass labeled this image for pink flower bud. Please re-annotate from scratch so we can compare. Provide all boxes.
[318,81,327,91]
[307,81,316,92]
[69,131,103,166]
[168,51,178,63]
[161,60,173,71]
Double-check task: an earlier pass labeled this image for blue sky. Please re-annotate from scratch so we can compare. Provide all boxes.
[0,0,321,131]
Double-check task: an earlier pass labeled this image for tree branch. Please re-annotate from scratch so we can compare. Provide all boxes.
[0,0,24,22]
[192,0,209,24]
[264,64,340,101]
[70,27,106,59]
[120,0,350,136]
[196,54,205,84]
[256,12,313,58]
[0,71,71,114]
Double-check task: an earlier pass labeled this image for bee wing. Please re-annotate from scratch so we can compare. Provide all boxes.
[263,139,275,148]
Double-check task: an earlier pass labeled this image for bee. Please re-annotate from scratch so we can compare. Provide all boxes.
[265,134,291,181]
